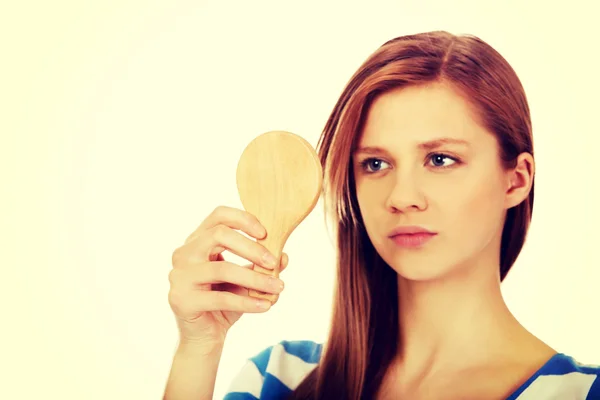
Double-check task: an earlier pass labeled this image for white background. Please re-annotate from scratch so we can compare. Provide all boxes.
[2,1,599,399]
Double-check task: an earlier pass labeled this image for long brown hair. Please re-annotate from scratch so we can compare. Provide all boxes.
[287,30,535,400]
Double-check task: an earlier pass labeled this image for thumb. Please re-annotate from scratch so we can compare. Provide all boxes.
[243,252,288,270]
[280,252,289,272]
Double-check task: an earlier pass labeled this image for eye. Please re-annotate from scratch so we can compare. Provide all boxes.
[428,153,457,169]
[358,154,460,174]
[359,158,390,173]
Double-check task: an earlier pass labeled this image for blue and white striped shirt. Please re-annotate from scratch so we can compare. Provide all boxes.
[223,340,600,400]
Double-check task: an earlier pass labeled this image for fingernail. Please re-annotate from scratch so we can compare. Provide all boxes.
[256,300,271,309]
[262,252,278,268]
[253,223,266,236]
[268,277,285,293]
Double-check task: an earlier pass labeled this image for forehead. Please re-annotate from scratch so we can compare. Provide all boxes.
[359,83,489,146]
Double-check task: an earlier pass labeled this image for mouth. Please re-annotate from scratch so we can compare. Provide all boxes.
[390,232,437,248]
[388,225,437,248]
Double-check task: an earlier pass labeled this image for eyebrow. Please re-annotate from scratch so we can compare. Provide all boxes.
[353,137,471,155]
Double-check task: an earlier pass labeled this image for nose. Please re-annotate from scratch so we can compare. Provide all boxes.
[385,169,427,213]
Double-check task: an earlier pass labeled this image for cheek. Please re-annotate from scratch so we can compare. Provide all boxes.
[355,184,387,240]
[356,185,378,223]
[443,173,506,234]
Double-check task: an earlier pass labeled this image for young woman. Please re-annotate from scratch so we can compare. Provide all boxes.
[163,31,600,400]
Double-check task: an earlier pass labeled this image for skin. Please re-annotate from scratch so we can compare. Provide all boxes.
[352,82,557,399]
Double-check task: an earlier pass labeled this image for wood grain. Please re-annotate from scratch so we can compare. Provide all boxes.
[236,131,323,303]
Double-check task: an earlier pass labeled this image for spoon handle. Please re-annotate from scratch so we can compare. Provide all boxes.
[248,265,279,303]
[248,236,283,303]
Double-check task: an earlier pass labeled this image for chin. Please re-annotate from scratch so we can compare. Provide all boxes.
[382,248,455,282]
[390,264,449,282]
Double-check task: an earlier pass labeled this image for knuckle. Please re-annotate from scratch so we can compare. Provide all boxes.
[171,247,183,268]
[184,232,197,245]
[172,244,196,269]
[169,289,195,317]
[212,224,227,242]
[168,267,185,286]
[168,268,177,285]
[213,205,227,218]
[168,288,182,309]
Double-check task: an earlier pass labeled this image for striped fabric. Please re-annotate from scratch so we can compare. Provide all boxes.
[222,340,600,400]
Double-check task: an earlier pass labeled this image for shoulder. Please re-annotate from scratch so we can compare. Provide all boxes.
[223,340,323,400]
[510,353,600,400]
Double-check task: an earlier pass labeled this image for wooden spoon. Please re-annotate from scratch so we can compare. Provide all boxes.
[236,130,323,304]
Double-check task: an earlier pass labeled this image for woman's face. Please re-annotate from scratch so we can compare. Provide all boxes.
[352,82,531,281]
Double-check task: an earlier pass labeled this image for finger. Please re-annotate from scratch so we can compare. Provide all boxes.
[170,289,271,318]
[175,224,278,270]
[207,225,279,269]
[280,252,289,273]
[200,290,273,313]
[185,261,285,295]
[204,205,267,240]
[182,206,266,250]
[239,252,288,272]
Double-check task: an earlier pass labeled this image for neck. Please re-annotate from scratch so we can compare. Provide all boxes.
[393,254,535,380]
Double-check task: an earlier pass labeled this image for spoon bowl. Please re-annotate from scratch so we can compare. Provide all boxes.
[236,130,323,304]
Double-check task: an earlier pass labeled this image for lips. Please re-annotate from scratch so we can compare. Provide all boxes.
[388,225,437,248]
[390,232,436,247]
[388,225,436,237]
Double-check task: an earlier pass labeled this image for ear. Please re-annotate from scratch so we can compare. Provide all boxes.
[504,152,535,209]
